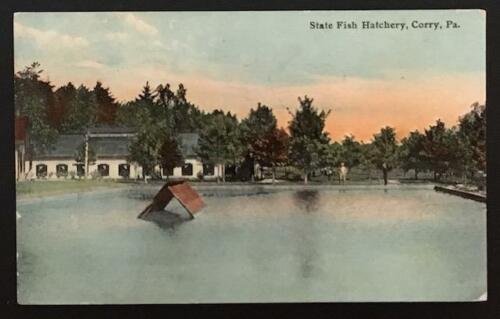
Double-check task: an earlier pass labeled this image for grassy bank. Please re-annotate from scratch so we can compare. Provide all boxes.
[16,179,130,198]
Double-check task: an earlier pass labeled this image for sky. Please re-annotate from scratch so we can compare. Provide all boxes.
[14,10,485,141]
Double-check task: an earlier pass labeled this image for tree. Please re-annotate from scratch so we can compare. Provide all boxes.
[128,131,160,179]
[49,82,77,131]
[14,62,58,163]
[359,142,377,181]
[93,81,119,125]
[156,83,176,108]
[457,102,486,178]
[323,142,342,181]
[240,102,279,180]
[197,110,243,183]
[240,102,278,148]
[287,95,331,184]
[60,85,98,133]
[158,135,184,181]
[399,130,426,179]
[126,83,168,180]
[339,135,363,169]
[421,120,459,181]
[252,127,289,183]
[371,126,398,185]
[136,81,156,104]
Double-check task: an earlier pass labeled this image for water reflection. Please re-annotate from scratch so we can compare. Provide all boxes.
[291,190,321,280]
[293,190,321,213]
[138,209,190,233]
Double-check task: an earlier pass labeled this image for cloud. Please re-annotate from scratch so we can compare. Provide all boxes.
[105,32,129,42]
[74,60,106,69]
[14,21,89,48]
[117,13,158,36]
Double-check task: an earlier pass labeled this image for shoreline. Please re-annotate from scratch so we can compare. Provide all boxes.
[16,179,487,204]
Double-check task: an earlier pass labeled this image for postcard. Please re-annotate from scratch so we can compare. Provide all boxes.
[14,10,486,304]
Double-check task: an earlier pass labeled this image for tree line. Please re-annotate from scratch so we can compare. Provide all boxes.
[15,62,486,185]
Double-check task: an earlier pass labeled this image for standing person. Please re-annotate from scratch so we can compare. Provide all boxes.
[339,162,348,184]
[382,162,388,185]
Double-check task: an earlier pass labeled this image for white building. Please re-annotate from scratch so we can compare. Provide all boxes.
[25,127,222,181]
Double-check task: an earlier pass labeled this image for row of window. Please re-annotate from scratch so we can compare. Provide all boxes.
[34,163,216,178]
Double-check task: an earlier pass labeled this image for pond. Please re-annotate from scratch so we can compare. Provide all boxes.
[16,185,486,303]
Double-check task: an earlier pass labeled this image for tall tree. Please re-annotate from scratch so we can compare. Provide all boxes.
[49,82,77,131]
[252,127,289,183]
[340,135,363,169]
[158,135,184,181]
[421,120,459,181]
[126,83,169,180]
[371,126,398,185]
[93,81,119,125]
[14,62,58,162]
[136,81,156,104]
[287,95,331,183]
[398,130,426,179]
[457,102,486,178]
[240,102,279,180]
[240,103,278,148]
[197,110,243,182]
[156,83,176,109]
[60,84,98,133]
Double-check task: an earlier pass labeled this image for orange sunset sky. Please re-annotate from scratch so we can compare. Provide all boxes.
[14,11,485,142]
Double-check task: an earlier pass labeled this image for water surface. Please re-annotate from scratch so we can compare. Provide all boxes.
[17,186,486,303]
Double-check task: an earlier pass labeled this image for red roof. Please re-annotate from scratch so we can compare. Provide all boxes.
[139,180,205,219]
[15,116,28,142]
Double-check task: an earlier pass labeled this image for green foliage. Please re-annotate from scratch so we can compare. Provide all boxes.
[253,127,289,169]
[94,81,119,125]
[339,135,363,168]
[371,126,399,171]
[421,120,460,180]
[14,62,58,156]
[197,110,243,181]
[240,102,278,149]
[126,82,170,177]
[15,63,486,186]
[61,85,98,133]
[457,102,486,173]
[158,135,184,178]
[398,130,426,178]
[288,95,331,182]
[49,82,77,130]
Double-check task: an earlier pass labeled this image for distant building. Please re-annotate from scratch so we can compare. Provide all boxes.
[25,126,221,180]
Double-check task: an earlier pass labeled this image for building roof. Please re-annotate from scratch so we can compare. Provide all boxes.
[178,133,199,158]
[87,125,136,135]
[34,134,85,159]
[33,134,133,160]
[32,130,199,161]
[92,136,131,158]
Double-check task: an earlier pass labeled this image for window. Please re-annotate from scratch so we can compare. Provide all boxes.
[163,166,174,176]
[118,164,130,178]
[75,164,85,177]
[182,163,193,176]
[36,164,47,178]
[203,163,214,176]
[97,164,109,177]
[56,164,68,177]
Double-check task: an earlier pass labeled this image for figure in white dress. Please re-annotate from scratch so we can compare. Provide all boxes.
[339,162,348,184]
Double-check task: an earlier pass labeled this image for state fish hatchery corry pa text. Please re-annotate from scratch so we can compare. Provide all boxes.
[309,20,461,31]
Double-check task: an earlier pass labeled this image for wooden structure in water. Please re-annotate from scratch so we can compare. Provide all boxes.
[138,180,205,219]
[434,185,486,203]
